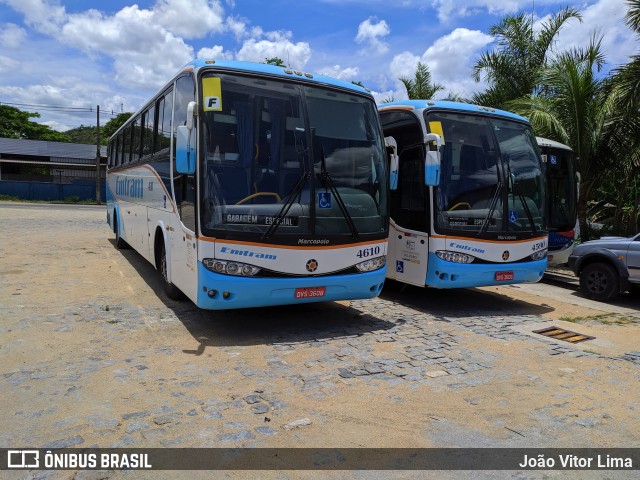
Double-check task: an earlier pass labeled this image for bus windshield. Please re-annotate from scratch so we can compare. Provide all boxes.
[546,147,577,232]
[431,111,544,236]
[200,73,387,240]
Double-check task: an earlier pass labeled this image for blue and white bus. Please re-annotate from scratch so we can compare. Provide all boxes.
[537,137,579,267]
[378,100,547,289]
[107,59,389,309]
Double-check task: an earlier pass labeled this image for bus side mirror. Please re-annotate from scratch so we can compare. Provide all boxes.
[424,133,442,187]
[176,126,196,174]
[176,102,197,174]
[385,136,399,191]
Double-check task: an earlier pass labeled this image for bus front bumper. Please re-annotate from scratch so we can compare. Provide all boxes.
[425,254,547,289]
[195,263,386,310]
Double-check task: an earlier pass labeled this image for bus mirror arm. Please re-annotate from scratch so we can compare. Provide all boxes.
[185,101,197,130]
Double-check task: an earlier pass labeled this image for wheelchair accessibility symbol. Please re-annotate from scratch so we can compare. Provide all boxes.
[318,192,331,209]
[396,260,404,273]
[509,210,518,224]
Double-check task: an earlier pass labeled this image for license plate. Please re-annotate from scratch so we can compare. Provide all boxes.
[495,271,514,281]
[294,287,326,299]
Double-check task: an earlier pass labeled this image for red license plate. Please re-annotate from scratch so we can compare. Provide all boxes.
[495,271,514,281]
[294,287,326,299]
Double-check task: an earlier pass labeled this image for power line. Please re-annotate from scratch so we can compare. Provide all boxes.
[0,101,122,117]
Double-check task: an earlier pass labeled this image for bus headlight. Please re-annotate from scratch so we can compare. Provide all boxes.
[530,249,548,261]
[435,250,475,264]
[203,259,261,276]
[355,256,386,272]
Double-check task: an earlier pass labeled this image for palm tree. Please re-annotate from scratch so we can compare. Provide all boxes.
[602,0,640,232]
[507,36,619,240]
[471,7,581,108]
[399,62,444,100]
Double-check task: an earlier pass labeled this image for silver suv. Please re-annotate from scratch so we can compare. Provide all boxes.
[568,233,640,301]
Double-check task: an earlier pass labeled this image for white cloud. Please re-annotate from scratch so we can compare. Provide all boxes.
[317,65,360,81]
[355,17,391,55]
[388,28,492,99]
[422,28,493,82]
[550,0,636,67]
[237,31,311,69]
[430,0,568,23]
[154,0,225,39]
[59,5,194,89]
[226,16,248,40]
[390,51,421,80]
[2,0,67,35]
[0,23,27,48]
[197,45,233,60]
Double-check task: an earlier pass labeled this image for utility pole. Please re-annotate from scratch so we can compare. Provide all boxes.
[95,105,102,204]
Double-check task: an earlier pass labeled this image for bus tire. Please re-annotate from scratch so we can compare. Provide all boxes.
[579,262,619,302]
[159,242,184,301]
[114,214,129,249]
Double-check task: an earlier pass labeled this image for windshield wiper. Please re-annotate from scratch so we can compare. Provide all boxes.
[318,144,359,239]
[514,188,537,234]
[478,182,503,236]
[507,162,537,234]
[261,171,310,241]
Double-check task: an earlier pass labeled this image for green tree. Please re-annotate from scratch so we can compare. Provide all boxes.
[64,125,98,144]
[398,62,444,100]
[0,105,70,142]
[507,37,612,240]
[471,7,581,108]
[264,57,286,66]
[600,0,640,232]
[101,113,133,143]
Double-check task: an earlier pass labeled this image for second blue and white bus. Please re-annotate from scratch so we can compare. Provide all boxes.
[537,137,579,267]
[378,100,547,289]
[106,59,389,309]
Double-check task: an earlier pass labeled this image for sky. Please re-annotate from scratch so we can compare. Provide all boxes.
[0,0,637,132]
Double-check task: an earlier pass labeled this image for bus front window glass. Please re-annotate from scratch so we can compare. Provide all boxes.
[200,75,387,238]
[201,75,311,235]
[432,113,501,233]
[432,112,544,235]
[305,88,388,235]
[492,120,545,232]
[548,149,576,231]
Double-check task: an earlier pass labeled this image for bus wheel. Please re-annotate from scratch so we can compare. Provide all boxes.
[159,242,184,300]
[114,214,128,249]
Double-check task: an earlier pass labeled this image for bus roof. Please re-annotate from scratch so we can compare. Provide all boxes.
[378,99,529,122]
[182,59,370,95]
[536,136,573,151]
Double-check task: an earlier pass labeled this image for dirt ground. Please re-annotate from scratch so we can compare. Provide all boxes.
[1,203,639,479]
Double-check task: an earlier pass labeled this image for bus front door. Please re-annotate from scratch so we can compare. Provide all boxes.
[388,222,430,287]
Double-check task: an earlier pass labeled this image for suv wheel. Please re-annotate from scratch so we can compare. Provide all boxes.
[579,262,619,301]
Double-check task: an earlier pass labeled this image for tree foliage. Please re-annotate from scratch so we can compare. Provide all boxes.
[100,113,133,142]
[399,62,444,100]
[64,125,98,144]
[471,7,581,108]
[0,105,70,142]
[264,57,286,66]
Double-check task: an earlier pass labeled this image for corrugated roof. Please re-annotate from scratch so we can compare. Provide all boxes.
[0,137,107,159]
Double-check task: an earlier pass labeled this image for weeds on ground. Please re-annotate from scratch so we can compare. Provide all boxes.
[559,313,638,325]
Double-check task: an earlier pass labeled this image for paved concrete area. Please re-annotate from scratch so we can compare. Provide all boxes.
[1,202,639,479]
